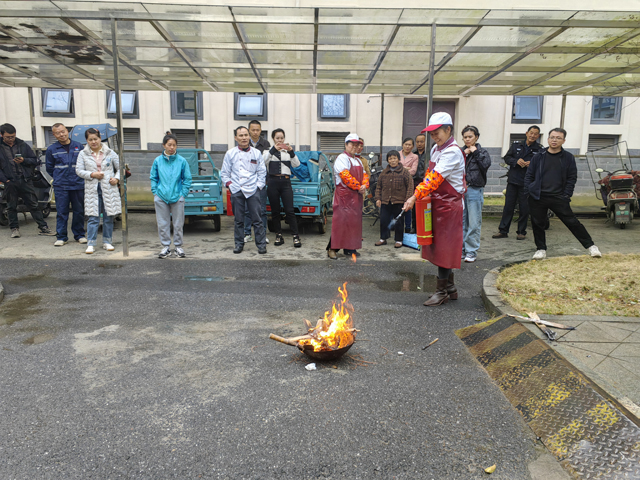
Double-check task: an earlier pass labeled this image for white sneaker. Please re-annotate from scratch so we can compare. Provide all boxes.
[54,239,67,247]
[85,246,95,254]
[77,237,88,244]
[265,238,270,244]
[103,243,115,251]
[464,254,476,263]
[532,249,546,260]
[244,235,252,243]
[588,245,602,258]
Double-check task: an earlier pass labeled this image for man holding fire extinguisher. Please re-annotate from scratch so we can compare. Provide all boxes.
[404,112,466,306]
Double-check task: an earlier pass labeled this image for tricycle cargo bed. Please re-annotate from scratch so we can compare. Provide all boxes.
[177,148,223,231]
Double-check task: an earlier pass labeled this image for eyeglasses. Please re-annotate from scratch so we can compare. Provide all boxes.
[548,136,564,141]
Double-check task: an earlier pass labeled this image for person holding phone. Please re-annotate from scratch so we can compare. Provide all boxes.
[0,123,55,238]
[76,128,121,254]
[263,128,301,247]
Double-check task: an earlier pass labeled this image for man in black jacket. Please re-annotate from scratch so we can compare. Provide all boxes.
[0,124,55,238]
[524,128,601,260]
[493,125,543,240]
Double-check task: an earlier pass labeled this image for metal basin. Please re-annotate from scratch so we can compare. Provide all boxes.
[297,342,354,361]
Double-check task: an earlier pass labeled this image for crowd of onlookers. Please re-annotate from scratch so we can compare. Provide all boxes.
[0,117,601,265]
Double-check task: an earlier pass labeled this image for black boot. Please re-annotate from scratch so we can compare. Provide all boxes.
[424,278,450,306]
[446,273,458,300]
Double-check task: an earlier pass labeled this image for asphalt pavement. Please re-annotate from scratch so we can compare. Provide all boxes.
[0,255,567,480]
[3,212,635,479]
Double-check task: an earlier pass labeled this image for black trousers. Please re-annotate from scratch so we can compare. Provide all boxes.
[379,202,404,242]
[5,178,47,230]
[498,183,529,235]
[267,176,298,235]
[529,195,594,251]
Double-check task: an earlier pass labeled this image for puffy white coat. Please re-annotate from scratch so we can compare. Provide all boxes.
[76,144,122,217]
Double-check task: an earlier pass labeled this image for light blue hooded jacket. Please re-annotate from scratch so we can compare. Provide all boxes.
[150,152,193,204]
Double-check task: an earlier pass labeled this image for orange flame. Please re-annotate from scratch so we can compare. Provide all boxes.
[298,282,355,351]
[352,253,357,263]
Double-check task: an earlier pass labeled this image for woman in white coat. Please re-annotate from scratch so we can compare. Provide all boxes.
[76,128,121,254]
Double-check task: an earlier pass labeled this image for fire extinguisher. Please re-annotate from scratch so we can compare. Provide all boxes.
[415,196,433,245]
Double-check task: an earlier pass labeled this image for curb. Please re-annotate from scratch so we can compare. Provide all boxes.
[482,264,640,425]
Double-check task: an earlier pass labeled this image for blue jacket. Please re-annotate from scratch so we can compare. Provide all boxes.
[524,148,577,201]
[45,140,85,190]
[150,153,192,204]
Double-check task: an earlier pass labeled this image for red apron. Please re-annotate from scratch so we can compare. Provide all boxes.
[330,155,364,250]
[421,156,464,270]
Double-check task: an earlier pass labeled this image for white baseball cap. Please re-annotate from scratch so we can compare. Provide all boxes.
[345,133,363,144]
[422,112,453,133]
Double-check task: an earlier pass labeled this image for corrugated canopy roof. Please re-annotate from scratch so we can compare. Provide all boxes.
[1,1,639,96]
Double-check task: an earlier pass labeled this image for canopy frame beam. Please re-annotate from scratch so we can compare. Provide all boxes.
[149,20,218,92]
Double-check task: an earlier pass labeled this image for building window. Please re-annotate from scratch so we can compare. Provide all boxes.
[317,132,349,152]
[591,97,622,124]
[509,133,543,146]
[44,126,72,147]
[234,93,267,121]
[512,96,543,124]
[171,91,203,120]
[587,134,619,154]
[107,91,139,119]
[318,94,349,120]
[123,128,141,150]
[172,129,204,148]
[42,88,74,117]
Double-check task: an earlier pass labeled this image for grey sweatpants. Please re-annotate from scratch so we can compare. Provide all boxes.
[154,195,185,247]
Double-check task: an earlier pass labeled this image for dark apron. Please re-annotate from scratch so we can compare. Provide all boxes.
[330,156,364,251]
[421,156,465,270]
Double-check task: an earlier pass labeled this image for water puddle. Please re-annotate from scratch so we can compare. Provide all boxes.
[10,273,80,289]
[23,333,56,345]
[373,272,437,292]
[346,272,436,292]
[183,276,235,282]
[0,293,42,326]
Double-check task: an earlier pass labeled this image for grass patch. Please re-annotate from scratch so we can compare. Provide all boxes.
[483,195,505,206]
[496,253,640,317]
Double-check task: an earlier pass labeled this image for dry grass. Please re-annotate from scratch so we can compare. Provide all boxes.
[497,253,640,317]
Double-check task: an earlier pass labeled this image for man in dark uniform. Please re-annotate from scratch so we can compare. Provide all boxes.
[493,125,543,240]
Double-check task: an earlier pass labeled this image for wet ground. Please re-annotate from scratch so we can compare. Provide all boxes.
[1,212,635,479]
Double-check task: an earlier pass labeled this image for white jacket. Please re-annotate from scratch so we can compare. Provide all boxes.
[76,144,122,217]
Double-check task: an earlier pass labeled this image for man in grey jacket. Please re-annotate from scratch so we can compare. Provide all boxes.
[221,126,267,254]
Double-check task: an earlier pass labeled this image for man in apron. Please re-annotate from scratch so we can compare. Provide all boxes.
[404,113,466,306]
[327,133,369,259]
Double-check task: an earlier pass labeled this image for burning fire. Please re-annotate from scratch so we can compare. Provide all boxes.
[351,253,357,263]
[298,282,356,352]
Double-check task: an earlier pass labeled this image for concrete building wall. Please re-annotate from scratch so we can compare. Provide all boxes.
[2,88,638,197]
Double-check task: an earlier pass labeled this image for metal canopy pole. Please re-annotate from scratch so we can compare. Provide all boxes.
[426,22,437,159]
[27,87,37,150]
[111,18,129,257]
[379,93,384,165]
[560,94,567,129]
[194,90,199,149]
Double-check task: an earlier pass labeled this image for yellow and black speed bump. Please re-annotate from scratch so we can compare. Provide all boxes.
[456,316,640,479]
